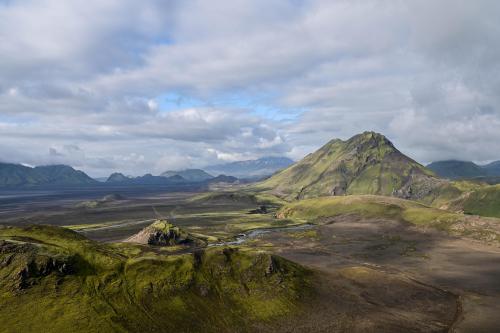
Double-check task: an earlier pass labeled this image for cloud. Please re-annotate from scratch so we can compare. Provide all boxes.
[0,0,499,176]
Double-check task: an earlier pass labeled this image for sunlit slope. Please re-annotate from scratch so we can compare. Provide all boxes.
[428,182,500,218]
[0,225,310,333]
[256,132,442,200]
[277,195,500,243]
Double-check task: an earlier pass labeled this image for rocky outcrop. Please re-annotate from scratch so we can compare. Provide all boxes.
[0,240,75,290]
[125,220,203,246]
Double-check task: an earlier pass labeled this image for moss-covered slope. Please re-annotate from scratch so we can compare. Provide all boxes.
[256,132,442,201]
[277,195,500,243]
[0,225,311,333]
[420,181,500,218]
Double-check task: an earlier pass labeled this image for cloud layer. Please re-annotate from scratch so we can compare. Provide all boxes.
[1,0,499,176]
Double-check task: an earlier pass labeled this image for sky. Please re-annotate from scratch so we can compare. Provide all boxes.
[1,0,499,177]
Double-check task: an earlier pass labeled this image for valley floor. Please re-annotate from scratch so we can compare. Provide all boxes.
[246,215,500,332]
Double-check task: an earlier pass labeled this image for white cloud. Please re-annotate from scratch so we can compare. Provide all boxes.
[0,0,499,176]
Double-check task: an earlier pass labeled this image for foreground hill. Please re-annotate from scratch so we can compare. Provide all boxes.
[205,157,294,179]
[0,224,310,332]
[256,132,442,200]
[0,224,460,332]
[0,163,97,187]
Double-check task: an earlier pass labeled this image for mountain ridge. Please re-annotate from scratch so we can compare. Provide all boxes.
[427,160,500,179]
[160,169,213,182]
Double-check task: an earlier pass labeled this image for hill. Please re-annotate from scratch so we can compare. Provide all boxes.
[256,132,443,200]
[160,169,214,182]
[426,160,486,179]
[205,156,294,179]
[125,219,205,246]
[0,224,311,332]
[277,195,500,243]
[0,163,97,187]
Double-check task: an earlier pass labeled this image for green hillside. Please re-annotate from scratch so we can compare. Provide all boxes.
[461,184,500,217]
[0,225,311,333]
[256,132,442,200]
[277,195,500,243]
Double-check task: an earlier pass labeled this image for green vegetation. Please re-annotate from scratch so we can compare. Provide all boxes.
[189,191,287,207]
[460,184,500,217]
[277,195,500,243]
[287,229,318,239]
[255,132,441,201]
[0,225,312,333]
[245,131,500,220]
[421,181,500,218]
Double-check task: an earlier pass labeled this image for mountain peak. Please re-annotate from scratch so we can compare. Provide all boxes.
[347,131,394,148]
[256,132,440,200]
[106,172,129,182]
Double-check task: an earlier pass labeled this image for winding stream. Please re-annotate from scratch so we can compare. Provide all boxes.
[209,223,314,247]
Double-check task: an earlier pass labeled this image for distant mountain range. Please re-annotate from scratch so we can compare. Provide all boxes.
[6,150,499,191]
[0,163,97,187]
[160,169,213,182]
[104,171,236,186]
[0,163,239,189]
[204,156,294,179]
[427,160,500,179]
[256,132,442,200]
[105,172,190,185]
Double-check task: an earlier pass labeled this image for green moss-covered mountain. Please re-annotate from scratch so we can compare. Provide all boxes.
[256,132,442,200]
[0,163,97,187]
[0,224,311,333]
